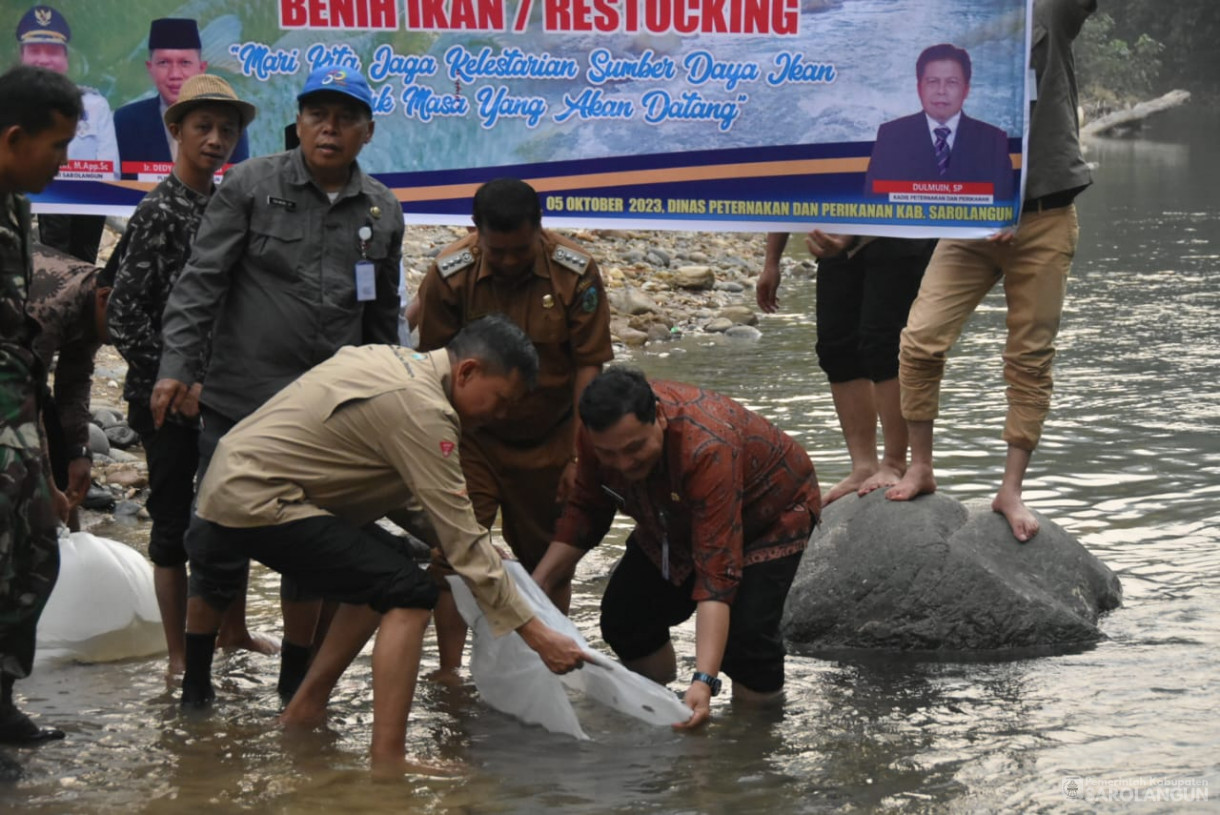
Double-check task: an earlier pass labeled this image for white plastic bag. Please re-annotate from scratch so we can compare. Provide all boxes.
[447,560,691,739]
[36,532,166,663]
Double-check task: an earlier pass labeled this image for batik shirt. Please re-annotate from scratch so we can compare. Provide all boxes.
[554,380,821,605]
[107,172,210,407]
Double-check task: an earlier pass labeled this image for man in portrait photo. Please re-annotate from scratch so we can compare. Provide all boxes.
[114,17,249,172]
[864,43,1014,202]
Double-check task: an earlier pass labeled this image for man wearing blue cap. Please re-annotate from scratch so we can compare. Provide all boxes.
[16,4,118,264]
[154,65,402,708]
[114,17,249,173]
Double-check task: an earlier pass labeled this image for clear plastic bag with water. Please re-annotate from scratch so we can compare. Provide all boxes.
[447,560,691,739]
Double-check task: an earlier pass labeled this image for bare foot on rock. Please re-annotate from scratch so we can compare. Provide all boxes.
[858,461,906,496]
[992,489,1040,542]
[823,466,877,507]
[885,463,936,501]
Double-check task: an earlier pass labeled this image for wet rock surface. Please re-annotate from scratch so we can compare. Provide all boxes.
[782,491,1124,654]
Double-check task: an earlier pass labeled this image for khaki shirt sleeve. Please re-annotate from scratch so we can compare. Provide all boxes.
[365,389,533,635]
[415,264,465,353]
[565,258,614,366]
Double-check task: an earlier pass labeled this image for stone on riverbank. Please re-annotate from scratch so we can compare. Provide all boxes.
[782,490,1122,653]
[716,305,758,326]
[673,265,715,290]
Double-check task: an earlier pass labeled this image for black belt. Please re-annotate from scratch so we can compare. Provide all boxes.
[1021,189,1079,214]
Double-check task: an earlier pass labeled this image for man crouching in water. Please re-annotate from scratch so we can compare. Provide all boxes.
[179,315,591,773]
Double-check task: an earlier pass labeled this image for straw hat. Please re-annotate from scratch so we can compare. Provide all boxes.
[163,74,256,128]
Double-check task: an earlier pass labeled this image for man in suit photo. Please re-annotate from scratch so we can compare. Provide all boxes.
[864,43,1014,203]
[114,17,249,173]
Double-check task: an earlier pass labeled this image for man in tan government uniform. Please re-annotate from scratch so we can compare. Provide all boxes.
[415,178,613,676]
[178,315,590,775]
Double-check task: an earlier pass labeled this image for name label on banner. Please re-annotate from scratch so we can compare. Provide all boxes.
[872,180,997,204]
[57,160,114,180]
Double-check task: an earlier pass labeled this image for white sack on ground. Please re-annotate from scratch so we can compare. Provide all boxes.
[448,560,691,739]
[36,532,166,663]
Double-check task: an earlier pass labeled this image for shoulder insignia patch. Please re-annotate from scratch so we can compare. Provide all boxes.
[552,245,590,275]
[581,286,599,313]
[439,440,456,458]
[437,249,476,279]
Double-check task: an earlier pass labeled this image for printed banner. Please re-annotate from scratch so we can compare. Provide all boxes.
[20,0,1033,237]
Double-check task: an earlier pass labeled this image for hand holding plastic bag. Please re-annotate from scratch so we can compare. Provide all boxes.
[447,560,691,739]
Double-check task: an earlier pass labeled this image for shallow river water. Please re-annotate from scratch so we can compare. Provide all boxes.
[3,108,1219,813]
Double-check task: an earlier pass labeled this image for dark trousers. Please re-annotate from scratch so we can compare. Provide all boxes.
[815,238,935,384]
[600,541,803,693]
[188,516,437,613]
[128,400,199,568]
[185,405,312,605]
[38,214,106,265]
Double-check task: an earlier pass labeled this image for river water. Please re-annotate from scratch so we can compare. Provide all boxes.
[4,109,1218,812]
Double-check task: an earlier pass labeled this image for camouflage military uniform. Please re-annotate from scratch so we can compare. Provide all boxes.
[0,193,60,680]
[107,172,210,410]
[28,243,101,459]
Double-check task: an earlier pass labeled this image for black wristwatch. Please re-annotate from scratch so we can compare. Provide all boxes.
[72,445,92,461]
[691,671,721,696]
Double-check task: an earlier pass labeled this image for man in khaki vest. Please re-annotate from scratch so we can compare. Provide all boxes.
[181,315,590,774]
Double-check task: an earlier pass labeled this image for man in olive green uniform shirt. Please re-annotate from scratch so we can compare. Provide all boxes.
[182,316,589,773]
[415,178,613,675]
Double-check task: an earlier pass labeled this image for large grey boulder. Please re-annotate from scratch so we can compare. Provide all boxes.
[782,491,1122,653]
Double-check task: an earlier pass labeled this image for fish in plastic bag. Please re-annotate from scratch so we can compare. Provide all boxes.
[36,532,166,663]
[447,560,691,739]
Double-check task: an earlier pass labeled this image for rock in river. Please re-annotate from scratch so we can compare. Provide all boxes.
[782,491,1122,654]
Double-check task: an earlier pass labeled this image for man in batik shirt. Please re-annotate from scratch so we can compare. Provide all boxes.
[533,367,821,730]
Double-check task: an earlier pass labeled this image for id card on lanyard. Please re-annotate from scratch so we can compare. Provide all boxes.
[356,224,376,301]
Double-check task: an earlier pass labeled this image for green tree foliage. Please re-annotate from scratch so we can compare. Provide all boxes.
[1076,12,1163,110]
[1079,0,1220,98]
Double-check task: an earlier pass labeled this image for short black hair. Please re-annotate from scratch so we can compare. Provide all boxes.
[448,313,539,389]
[472,178,542,233]
[0,65,82,134]
[916,43,972,85]
[579,367,657,432]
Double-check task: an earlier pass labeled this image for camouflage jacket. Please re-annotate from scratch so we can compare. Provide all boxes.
[27,243,101,452]
[0,193,45,445]
[107,172,210,407]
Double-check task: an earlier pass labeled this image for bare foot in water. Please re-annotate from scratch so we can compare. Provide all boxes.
[279,704,327,729]
[857,461,906,496]
[992,488,1040,542]
[165,657,185,685]
[885,463,936,501]
[823,466,877,507]
[424,667,464,687]
[371,752,466,779]
[218,631,281,656]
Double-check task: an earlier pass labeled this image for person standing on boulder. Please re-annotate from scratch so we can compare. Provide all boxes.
[532,367,820,728]
[886,0,1097,542]
[413,178,613,680]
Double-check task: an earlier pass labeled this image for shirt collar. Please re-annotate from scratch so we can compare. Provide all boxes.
[925,111,962,141]
[474,230,551,283]
[287,146,373,202]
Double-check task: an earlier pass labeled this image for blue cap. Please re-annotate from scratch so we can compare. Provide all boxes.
[16,5,70,45]
[297,66,373,114]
